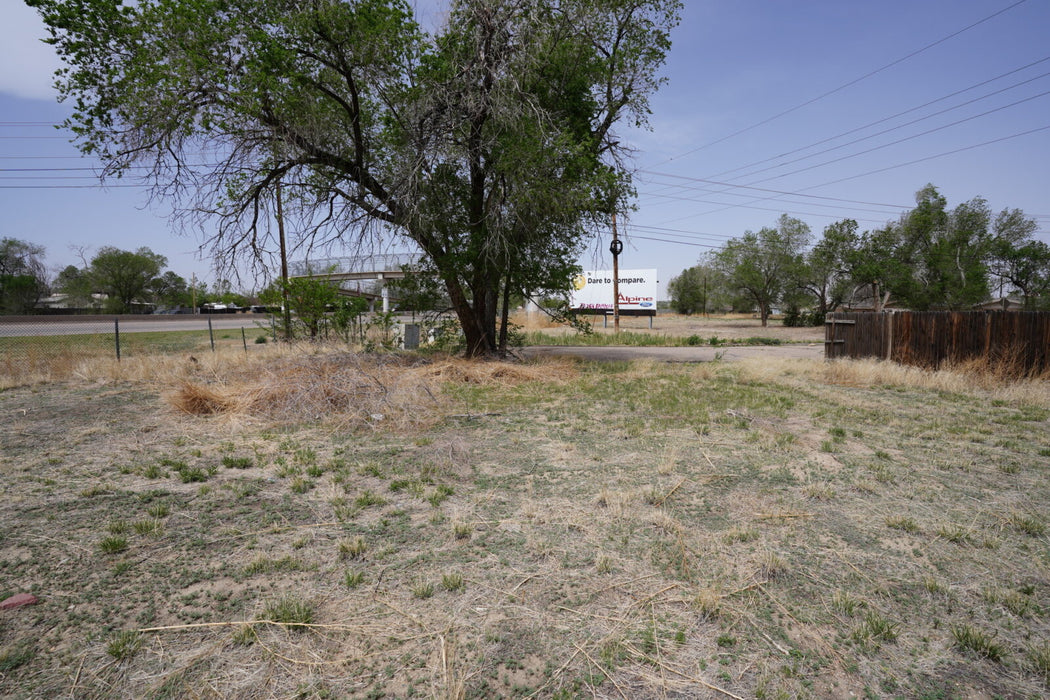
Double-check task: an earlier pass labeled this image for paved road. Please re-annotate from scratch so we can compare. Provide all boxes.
[521,343,824,363]
[0,316,270,337]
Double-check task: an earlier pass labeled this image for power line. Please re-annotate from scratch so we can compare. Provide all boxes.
[0,167,102,172]
[800,123,1050,191]
[638,170,908,209]
[706,55,1050,181]
[635,190,896,225]
[628,223,735,243]
[651,120,1050,226]
[714,70,1050,183]
[622,233,719,250]
[735,89,1050,187]
[655,0,1029,165]
[0,155,95,160]
[0,184,142,189]
[0,176,100,180]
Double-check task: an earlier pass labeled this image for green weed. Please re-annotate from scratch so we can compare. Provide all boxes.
[885,515,920,533]
[106,631,143,660]
[951,624,1006,663]
[0,643,35,673]
[339,537,367,560]
[261,598,314,631]
[441,573,465,592]
[221,456,253,469]
[99,536,129,554]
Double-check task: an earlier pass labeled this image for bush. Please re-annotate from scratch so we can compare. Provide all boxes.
[783,307,804,327]
[784,307,826,327]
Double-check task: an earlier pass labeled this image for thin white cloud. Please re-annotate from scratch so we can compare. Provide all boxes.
[0,3,62,101]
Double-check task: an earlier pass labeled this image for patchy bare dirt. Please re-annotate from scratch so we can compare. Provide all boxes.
[1,351,1049,699]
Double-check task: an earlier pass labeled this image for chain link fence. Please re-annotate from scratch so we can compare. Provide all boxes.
[0,315,279,381]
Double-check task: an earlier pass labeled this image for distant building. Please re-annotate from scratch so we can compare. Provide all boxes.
[978,297,1024,311]
[36,292,106,310]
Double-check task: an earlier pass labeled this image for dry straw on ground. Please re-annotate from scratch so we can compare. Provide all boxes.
[3,337,1050,698]
[168,350,579,430]
[736,356,1050,408]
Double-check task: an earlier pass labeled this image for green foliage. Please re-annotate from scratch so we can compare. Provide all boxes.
[88,246,166,313]
[846,186,1002,311]
[386,263,449,317]
[259,275,340,340]
[0,238,48,314]
[686,186,1046,314]
[260,597,314,631]
[714,215,810,326]
[782,307,824,327]
[221,456,253,469]
[951,624,1006,662]
[106,631,143,660]
[441,572,465,592]
[99,535,129,554]
[668,263,722,315]
[795,218,857,314]
[148,270,191,309]
[0,642,35,673]
[53,265,97,309]
[31,0,682,356]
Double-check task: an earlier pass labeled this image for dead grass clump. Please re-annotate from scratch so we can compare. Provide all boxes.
[0,350,88,388]
[416,356,577,386]
[172,383,237,415]
[755,357,1050,409]
[238,353,440,429]
[947,345,1050,385]
[162,352,573,430]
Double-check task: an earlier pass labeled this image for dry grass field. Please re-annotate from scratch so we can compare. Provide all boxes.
[1,334,1049,699]
[519,312,825,346]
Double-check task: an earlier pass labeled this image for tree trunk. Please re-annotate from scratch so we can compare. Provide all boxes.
[498,272,512,355]
[443,275,492,358]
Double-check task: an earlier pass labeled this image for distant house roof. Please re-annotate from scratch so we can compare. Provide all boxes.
[977,297,1024,311]
[36,293,106,309]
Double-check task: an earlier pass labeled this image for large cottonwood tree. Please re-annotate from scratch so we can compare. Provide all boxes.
[30,0,681,356]
[714,214,810,326]
[89,246,167,313]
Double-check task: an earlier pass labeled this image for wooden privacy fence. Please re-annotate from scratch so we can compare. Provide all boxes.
[825,311,1050,375]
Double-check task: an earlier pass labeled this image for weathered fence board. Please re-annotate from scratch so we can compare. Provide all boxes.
[825,311,1050,375]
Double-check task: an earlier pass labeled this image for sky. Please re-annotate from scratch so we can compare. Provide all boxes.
[2,0,1048,298]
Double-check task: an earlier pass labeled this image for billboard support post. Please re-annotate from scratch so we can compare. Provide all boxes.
[610,213,623,333]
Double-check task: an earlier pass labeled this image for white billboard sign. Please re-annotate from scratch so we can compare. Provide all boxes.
[570,269,658,312]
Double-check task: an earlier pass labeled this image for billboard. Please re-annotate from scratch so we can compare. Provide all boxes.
[570,269,658,313]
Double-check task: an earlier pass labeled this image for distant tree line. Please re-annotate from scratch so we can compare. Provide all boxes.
[0,241,250,314]
[668,185,1050,326]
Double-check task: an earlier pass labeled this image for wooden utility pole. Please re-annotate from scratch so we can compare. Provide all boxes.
[276,179,292,340]
[610,213,623,332]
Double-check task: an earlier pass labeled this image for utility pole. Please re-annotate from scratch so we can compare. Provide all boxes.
[276,179,292,340]
[703,274,708,318]
[610,213,623,332]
